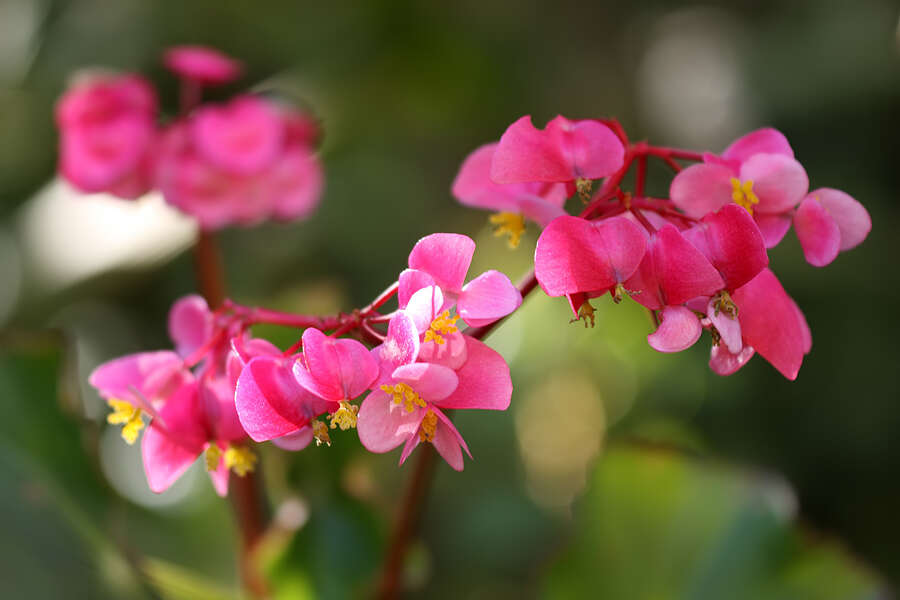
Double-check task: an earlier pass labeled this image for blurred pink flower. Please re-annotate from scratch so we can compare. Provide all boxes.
[163,45,242,85]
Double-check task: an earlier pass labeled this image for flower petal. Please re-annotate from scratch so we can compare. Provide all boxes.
[398,268,437,308]
[272,427,314,451]
[142,425,202,494]
[754,213,793,248]
[721,128,794,162]
[706,298,742,354]
[405,285,445,334]
[408,233,475,293]
[794,196,841,267]
[647,306,702,353]
[418,330,468,370]
[208,456,230,497]
[432,414,464,471]
[683,203,768,290]
[534,215,646,297]
[436,336,511,410]
[670,163,734,219]
[709,344,756,376]
[372,311,420,386]
[294,328,378,401]
[810,188,871,251]
[168,295,213,358]
[357,390,423,453]
[457,270,522,328]
[739,154,808,214]
[391,362,459,402]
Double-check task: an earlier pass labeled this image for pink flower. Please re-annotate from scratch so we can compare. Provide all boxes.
[399,233,522,329]
[55,74,157,198]
[707,268,811,380]
[154,95,323,229]
[451,143,568,247]
[491,115,626,196]
[357,312,512,470]
[793,188,871,267]
[163,45,242,85]
[670,128,809,247]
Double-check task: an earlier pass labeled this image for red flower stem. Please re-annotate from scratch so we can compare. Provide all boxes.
[643,146,704,162]
[244,307,342,330]
[660,155,682,173]
[190,232,269,599]
[375,269,538,599]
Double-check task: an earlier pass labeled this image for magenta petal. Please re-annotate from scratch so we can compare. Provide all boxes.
[490,115,624,183]
[733,269,808,380]
[392,362,459,402]
[168,295,213,358]
[517,195,568,227]
[236,356,328,442]
[201,376,245,443]
[811,188,871,251]
[433,408,471,459]
[739,154,808,214]
[408,233,475,293]
[372,311,420,386]
[405,285,445,334]
[754,213,793,248]
[534,215,646,297]
[647,306,701,353]
[684,203,768,290]
[163,45,242,85]
[358,390,423,453]
[452,143,530,213]
[418,330,468,370]
[721,128,794,162]
[191,96,284,176]
[294,329,378,401]
[272,427,314,451]
[436,336,511,411]
[268,149,324,222]
[142,425,201,494]
[706,298,743,354]
[794,196,841,267]
[670,163,734,219]
[208,457,230,497]
[709,344,756,376]
[432,416,464,471]
[457,270,522,328]
[398,269,437,308]
[89,350,186,407]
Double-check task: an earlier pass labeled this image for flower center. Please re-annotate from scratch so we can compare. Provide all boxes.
[329,400,359,430]
[204,444,222,471]
[570,301,596,328]
[711,290,739,319]
[224,445,257,477]
[423,310,460,345]
[106,398,145,445]
[489,212,526,249]
[730,178,760,214]
[419,409,438,443]
[312,420,331,446]
[575,177,592,202]
[381,382,426,413]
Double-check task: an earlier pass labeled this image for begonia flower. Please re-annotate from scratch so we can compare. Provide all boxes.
[398,233,522,330]
[56,73,158,198]
[491,115,626,198]
[793,188,872,267]
[154,95,323,229]
[670,128,809,247]
[452,143,568,248]
[163,45,242,85]
[357,313,512,470]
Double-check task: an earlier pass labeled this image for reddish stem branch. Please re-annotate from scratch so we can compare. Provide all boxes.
[375,270,538,599]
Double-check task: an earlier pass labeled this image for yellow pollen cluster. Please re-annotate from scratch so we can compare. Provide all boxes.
[575,177,593,202]
[381,382,426,413]
[489,212,526,249]
[224,445,257,477]
[730,178,760,214]
[312,420,331,446]
[106,399,145,445]
[419,409,438,443]
[712,290,739,319]
[424,310,459,345]
[329,400,359,430]
[205,444,222,471]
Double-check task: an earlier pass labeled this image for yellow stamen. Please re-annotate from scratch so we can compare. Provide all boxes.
[730,178,760,214]
[312,420,331,446]
[712,290,739,319]
[569,301,596,328]
[205,444,222,471]
[489,212,526,249]
[106,398,145,445]
[381,382,426,413]
[419,409,438,443]
[223,445,257,477]
[423,310,460,345]
[575,177,592,202]
[329,400,359,430]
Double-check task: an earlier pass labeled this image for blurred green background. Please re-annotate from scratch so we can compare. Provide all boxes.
[0,0,898,598]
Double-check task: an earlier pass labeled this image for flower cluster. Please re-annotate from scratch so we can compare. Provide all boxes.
[89,234,519,494]
[55,46,323,230]
[453,117,870,380]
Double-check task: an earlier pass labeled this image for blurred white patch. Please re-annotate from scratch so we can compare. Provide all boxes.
[98,425,201,509]
[0,227,22,324]
[516,371,605,510]
[638,7,754,149]
[18,179,196,292]
[0,0,41,85]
